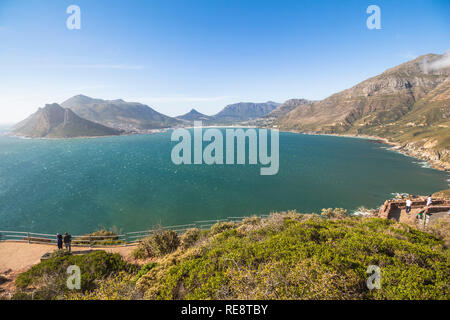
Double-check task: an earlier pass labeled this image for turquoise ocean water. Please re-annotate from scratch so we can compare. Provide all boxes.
[0,130,448,234]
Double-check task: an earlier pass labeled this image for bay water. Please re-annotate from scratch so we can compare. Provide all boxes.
[0,130,447,234]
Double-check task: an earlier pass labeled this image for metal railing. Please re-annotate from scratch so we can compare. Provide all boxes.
[0,214,270,247]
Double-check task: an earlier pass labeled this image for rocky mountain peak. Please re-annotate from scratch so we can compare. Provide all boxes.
[12,103,121,138]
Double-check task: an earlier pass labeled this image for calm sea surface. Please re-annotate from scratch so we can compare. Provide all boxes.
[0,131,448,234]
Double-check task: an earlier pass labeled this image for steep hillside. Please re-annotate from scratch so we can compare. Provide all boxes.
[266,99,313,119]
[134,214,448,300]
[61,95,181,130]
[366,78,450,167]
[13,211,447,300]
[12,104,121,138]
[279,53,450,169]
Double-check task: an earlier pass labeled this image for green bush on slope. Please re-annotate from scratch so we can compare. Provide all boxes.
[136,213,449,300]
[65,272,142,300]
[131,229,180,259]
[12,211,450,300]
[73,228,125,246]
[14,251,138,300]
[320,208,348,219]
[433,189,450,199]
[180,228,201,249]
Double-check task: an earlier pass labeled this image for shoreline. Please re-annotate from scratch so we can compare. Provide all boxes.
[2,129,169,141]
[277,129,449,172]
[3,125,449,172]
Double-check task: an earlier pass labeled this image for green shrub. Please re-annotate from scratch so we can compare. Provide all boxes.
[241,216,261,225]
[151,229,180,256]
[134,263,158,282]
[72,229,124,246]
[210,222,235,235]
[133,229,180,259]
[13,212,450,300]
[137,237,155,258]
[137,216,449,300]
[130,246,147,260]
[66,272,142,300]
[321,208,348,219]
[14,250,137,299]
[181,228,200,249]
[49,249,72,258]
[427,216,450,247]
[11,292,33,300]
[432,189,450,199]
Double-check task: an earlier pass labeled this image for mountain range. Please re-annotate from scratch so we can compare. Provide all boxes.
[176,102,280,124]
[12,98,282,138]
[211,101,280,123]
[10,53,450,169]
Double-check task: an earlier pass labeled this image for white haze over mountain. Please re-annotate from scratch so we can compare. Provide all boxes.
[422,50,450,73]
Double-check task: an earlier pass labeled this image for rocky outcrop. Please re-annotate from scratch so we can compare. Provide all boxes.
[394,143,450,171]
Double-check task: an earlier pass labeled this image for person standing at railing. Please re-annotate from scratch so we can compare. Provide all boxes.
[426,195,432,207]
[57,233,63,250]
[406,198,412,214]
[63,232,72,253]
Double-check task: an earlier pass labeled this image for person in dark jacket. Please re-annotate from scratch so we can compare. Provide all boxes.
[63,232,72,253]
[56,233,63,250]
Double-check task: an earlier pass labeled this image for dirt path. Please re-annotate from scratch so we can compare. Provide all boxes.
[0,242,139,298]
[0,242,137,272]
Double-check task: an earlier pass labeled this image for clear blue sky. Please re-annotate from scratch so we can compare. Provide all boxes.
[0,0,449,123]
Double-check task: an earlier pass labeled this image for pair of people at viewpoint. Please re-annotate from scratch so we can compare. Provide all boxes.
[56,232,72,252]
[405,195,432,213]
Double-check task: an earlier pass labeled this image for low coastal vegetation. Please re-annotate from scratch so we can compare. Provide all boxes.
[13,251,138,300]
[73,228,125,246]
[12,208,449,300]
[131,229,181,259]
[433,189,450,199]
